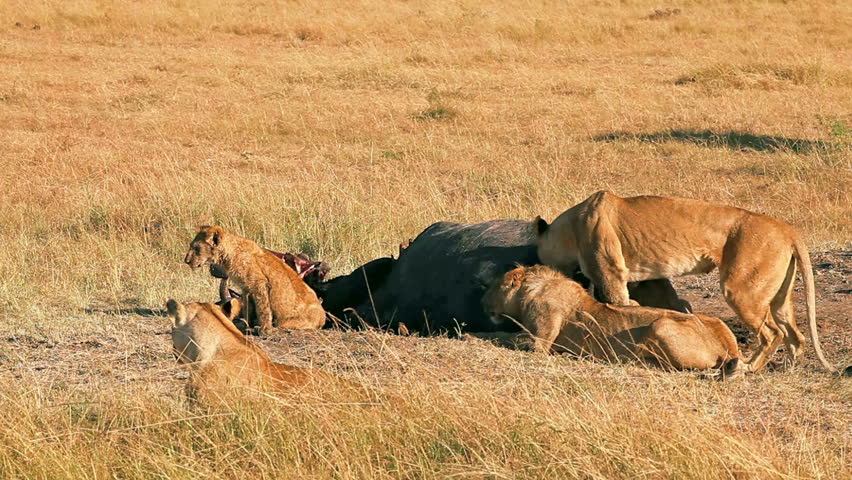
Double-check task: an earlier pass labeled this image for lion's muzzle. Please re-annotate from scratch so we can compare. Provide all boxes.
[184,253,204,270]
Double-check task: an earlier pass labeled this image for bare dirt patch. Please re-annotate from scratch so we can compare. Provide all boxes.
[2,253,849,442]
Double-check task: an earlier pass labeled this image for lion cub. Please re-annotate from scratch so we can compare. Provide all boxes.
[183,226,326,334]
[166,299,359,400]
[481,265,741,376]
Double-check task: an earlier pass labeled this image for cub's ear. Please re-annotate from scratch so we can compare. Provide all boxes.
[166,299,186,326]
[198,225,224,246]
[509,269,525,286]
[533,216,549,236]
[222,298,242,322]
[209,227,222,246]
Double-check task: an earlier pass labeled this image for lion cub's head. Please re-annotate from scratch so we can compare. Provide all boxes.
[482,265,589,326]
[482,266,528,324]
[184,225,226,270]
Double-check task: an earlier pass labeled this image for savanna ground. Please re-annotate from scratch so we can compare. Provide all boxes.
[1,1,850,478]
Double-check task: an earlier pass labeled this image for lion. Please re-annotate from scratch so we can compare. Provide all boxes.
[479,265,741,376]
[166,299,364,401]
[533,191,835,373]
[183,226,326,334]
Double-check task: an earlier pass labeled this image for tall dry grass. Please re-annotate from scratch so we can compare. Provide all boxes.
[1,332,849,479]
[0,1,850,478]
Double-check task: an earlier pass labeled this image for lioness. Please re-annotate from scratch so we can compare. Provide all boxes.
[184,226,326,334]
[166,299,360,400]
[480,266,741,376]
[533,191,835,373]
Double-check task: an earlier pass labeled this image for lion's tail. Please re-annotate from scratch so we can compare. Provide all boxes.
[792,236,835,372]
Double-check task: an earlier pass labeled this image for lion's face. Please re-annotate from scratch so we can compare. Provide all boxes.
[184,226,222,270]
[167,299,242,364]
[482,267,525,323]
[533,216,579,275]
[167,300,202,364]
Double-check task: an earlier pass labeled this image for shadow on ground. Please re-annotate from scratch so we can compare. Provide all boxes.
[594,129,833,154]
[85,307,164,317]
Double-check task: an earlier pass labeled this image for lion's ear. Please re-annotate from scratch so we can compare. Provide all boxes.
[166,299,186,326]
[509,269,525,286]
[204,226,223,246]
[222,298,242,322]
[534,216,549,236]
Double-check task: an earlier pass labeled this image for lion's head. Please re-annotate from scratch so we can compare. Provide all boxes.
[166,298,242,364]
[533,216,579,275]
[482,266,527,324]
[184,225,225,270]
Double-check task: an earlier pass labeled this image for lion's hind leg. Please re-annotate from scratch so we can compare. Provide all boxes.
[635,315,739,373]
[771,256,806,367]
[721,291,782,373]
[276,310,326,330]
[609,325,659,367]
[719,233,789,373]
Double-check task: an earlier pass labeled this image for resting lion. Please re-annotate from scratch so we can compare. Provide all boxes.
[479,265,741,376]
[166,299,361,400]
[184,226,326,334]
[534,190,835,373]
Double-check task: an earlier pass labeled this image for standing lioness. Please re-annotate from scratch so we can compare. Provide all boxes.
[481,266,741,376]
[534,191,834,373]
[184,226,326,334]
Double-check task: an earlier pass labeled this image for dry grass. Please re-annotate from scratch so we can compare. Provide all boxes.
[0,0,850,478]
[2,327,849,479]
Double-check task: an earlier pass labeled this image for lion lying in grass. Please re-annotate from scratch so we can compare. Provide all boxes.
[183,225,326,334]
[166,299,365,401]
[478,265,741,377]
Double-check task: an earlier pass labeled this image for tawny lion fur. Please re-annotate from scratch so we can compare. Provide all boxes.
[184,226,325,333]
[166,299,359,400]
[534,191,834,373]
[480,265,741,376]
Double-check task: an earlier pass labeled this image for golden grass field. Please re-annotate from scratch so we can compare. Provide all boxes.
[1,1,850,478]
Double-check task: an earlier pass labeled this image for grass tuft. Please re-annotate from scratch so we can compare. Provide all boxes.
[414,105,457,121]
[675,63,841,89]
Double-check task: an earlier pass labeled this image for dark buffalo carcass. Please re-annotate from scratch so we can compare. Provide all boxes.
[342,219,691,334]
[314,255,397,322]
[352,219,542,333]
